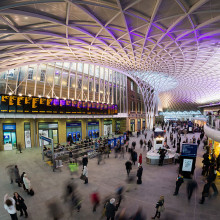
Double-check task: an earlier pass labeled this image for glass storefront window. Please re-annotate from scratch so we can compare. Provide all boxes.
[3,123,16,150]
[38,122,58,144]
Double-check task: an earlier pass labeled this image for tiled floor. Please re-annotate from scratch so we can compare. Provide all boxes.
[0,128,219,220]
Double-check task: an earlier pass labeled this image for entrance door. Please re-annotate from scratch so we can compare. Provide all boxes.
[3,131,16,149]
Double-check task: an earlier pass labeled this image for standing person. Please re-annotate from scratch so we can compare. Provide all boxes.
[151,196,164,219]
[23,174,31,194]
[199,179,210,204]
[131,151,137,165]
[144,132,147,139]
[4,194,18,220]
[132,141,136,149]
[138,153,142,166]
[20,172,26,191]
[197,138,201,147]
[125,160,132,176]
[186,179,198,201]
[91,190,100,212]
[173,174,184,195]
[137,165,143,184]
[148,140,152,151]
[105,198,118,220]
[82,154,88,169]
[139,139,143,148]
[82,166,88,184]
[13,192,28,218]
[14,165,21,187]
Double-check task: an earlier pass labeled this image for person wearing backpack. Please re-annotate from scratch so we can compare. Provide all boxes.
[173,174,184,195]
[151,196,164,219]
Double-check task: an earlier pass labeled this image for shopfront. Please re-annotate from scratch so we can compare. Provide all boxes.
[130,119,135,132]
[3,123,16,150]
[38,122,58,145]
[66,122,82,142]
[88,121,99,138]
[104,120,112,136]
[24,122,31,148]
[137,119,141,131]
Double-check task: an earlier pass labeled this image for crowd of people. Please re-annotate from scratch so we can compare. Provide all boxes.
[3,120,220,219]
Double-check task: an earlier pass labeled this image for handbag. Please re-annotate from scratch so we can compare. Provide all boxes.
[80,174,86,180]
[158,205,165,212]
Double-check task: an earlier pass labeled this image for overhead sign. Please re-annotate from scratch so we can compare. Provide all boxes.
[40,135,52,144]
[181,144,198,157]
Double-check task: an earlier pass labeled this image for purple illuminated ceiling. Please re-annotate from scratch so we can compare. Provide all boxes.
[0,0,219,111]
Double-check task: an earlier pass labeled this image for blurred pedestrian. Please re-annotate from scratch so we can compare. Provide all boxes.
[173,174,184,195]
[82,166,88,184]
[186,179,198,200]
[14,165,21,187]
[125,160,132,176]
[138,153,142,166]
[4,193,18,220]
[105,198,118,220]
[137,165,143,184]
[13,192,28,218]
[151,196,164,219]
[199,179,210,204]
[139,139,143,148]
[91,190,100,212]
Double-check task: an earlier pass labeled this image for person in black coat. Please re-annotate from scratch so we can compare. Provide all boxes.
[13,192,28,217]
[137,165,143,184]
[187,179,198,200]
[125,160,132,176]
[131,151,137,165]
[173,174,184,195]
[105,198,118,220]
[199,179,210,204]
[82,155,88,168]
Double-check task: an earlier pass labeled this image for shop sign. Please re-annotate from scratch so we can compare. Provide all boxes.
[3,124,16,130]
[66,122,81,127]
[88,122,99,125]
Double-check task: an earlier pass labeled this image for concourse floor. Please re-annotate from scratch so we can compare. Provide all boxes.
[0,129,220,220]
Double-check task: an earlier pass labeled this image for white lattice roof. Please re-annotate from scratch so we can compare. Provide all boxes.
[0,0,220,110]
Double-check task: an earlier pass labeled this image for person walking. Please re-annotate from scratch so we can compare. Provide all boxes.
[13,192,28,218]
[4,194,18,220]
[199,179,210,204]
[137,165,143,184]
[186,179,198,201]
[91,190,100,212]
[125,160,132,176]
[14,165,21,187]
[82,166,88,184]
[139,139,143,148]
[173,174,184,195]
[151,196,164,219]
[105,198,118,220]
[82,155,88,169]
[131,151,137,165]
[138,153,142,166]
[23,174,31,194]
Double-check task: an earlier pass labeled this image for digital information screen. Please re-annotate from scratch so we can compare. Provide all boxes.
[0,94,117,115]
[181,144,198,157]
[17,96,25,113]
[32,97,40,113]
[0,95,9,113]
[66,100,72,114]
[24,97,32,113]
[39,97,46,113]
[46,98,53,113]
[9,95,17,113]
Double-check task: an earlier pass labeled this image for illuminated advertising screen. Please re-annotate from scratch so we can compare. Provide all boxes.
[24,96,32,113]
[96,102,100,114]
[104,103,108,115]
[0,95,9,113]
[72,100,77,114]
[46,98,53,113]
[77,101,82,114]
[39,97,46,113]
[87,101,91,114]
[32,97,40,113]
[82,101,87,114]
[92,102,96,114]
[59,99,66,114]
[17,96,25,113]
[66,100,72,114]
[53,98,59,114]
[8,95,17,113]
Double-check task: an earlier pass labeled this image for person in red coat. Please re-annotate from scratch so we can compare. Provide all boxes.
[139,153,142,166]
[91,190,100,212]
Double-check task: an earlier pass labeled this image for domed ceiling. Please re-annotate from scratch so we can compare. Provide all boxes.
[0,0,220,110]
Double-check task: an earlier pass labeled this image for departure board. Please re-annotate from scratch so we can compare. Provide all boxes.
[17,96,25,113]
[82,101,87,114]
[0,95,9,112]
[53,98,59,114]
[87,101,91,114]
[0,94,117,115]
[32,97,40,113]
[96,103,100,114]
[46,98,53,113]
[39,97,46,113]
[72,100,77,114]
[92,102,96,115]
[77,101,82,114]
[24,96,32,113]
[66,100,72,114]
[59,99,66,114]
